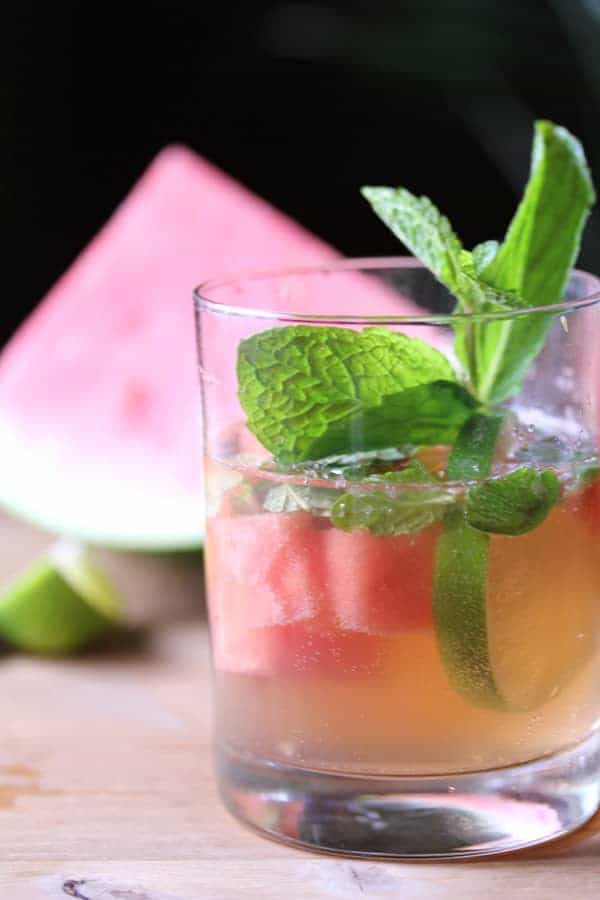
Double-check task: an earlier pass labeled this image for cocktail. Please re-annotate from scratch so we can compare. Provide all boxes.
[195,122,600,857]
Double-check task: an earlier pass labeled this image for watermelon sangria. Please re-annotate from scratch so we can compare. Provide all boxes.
[195,256,600,859]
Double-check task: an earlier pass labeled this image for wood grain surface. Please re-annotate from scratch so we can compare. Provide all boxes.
[0,512,598,899]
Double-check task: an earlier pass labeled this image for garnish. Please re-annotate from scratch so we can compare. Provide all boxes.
[363,121,596,403]
[331,460,453,536]
[263,483,335,515]
[0,541,122,655]
[237,325,475,463]
[465,467,561,536]
[361,121,595,708]
[234,120,596,710]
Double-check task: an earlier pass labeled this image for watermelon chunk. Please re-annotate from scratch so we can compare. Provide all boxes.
[205,512,326,630]
[206,512,384,675]
[212,621,386,678]
[325,527,437,634]
[206,510,386,675]
[205,507,435,674]
[0,148,337,549]
[207,510,320,674]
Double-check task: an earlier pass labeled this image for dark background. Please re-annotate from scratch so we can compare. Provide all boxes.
[14,0,600,346]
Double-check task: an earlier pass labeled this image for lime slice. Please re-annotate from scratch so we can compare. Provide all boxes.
[434,415,597,711]
[435,503,597,711]
[0,540,122,654]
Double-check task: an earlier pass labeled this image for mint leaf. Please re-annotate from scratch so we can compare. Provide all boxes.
[360,184,518,394]
[333,380,478,456]
[263,483,335,515]
[372,460,433,482]
[331,461,453,536]
[472,121,597,403]
[363,123,595,405]
[237,325,473,463]
[482,122,596,301]
[360,187,463,293]
[361,187,515,312]
[472,241,499,274]
[465,467,561,535]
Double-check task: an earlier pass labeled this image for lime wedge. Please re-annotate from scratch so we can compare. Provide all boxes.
[0,541,122,654]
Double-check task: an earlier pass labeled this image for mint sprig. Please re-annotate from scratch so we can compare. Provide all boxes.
[362,121,596,403]
[361,187,516,317]
[465,121,597,403]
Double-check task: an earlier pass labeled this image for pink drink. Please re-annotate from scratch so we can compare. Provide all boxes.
[206,456,600,777]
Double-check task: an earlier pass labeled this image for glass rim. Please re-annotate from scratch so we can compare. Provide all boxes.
[194,256,600,325]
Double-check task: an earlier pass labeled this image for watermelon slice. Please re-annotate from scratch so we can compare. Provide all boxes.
[1,146,429,549]
[0,147,338,550]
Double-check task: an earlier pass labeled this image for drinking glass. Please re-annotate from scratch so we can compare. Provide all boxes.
[195,258,600,858]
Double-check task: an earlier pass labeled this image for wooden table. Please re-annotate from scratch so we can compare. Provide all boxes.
[0,513,598,899]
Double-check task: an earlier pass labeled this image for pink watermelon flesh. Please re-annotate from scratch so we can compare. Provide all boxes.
[212,621,387,678]
[325,527,437,634]
[0,145,423,549]
[206,509,433,676]
[206,512,325,630]
[0,147,338,548]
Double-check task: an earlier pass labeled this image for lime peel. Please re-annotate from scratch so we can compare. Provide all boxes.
[434,414,505,710]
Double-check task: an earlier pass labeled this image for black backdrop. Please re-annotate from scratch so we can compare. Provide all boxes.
[14,0,600,346]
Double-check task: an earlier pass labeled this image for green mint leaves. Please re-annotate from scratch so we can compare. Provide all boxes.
[360,187,516,320]
[331,461,453,536]
[480,122,596,305]
[362,120,596,404]
[465,467,561,536]
[359,188,464,294]
[262,483,335,515]
[466,121,597,403]
[237,121,594,474]
[325,458,560,539]
[237,325,476,464]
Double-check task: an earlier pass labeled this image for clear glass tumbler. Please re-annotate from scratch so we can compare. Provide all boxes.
[195,258,600,858]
